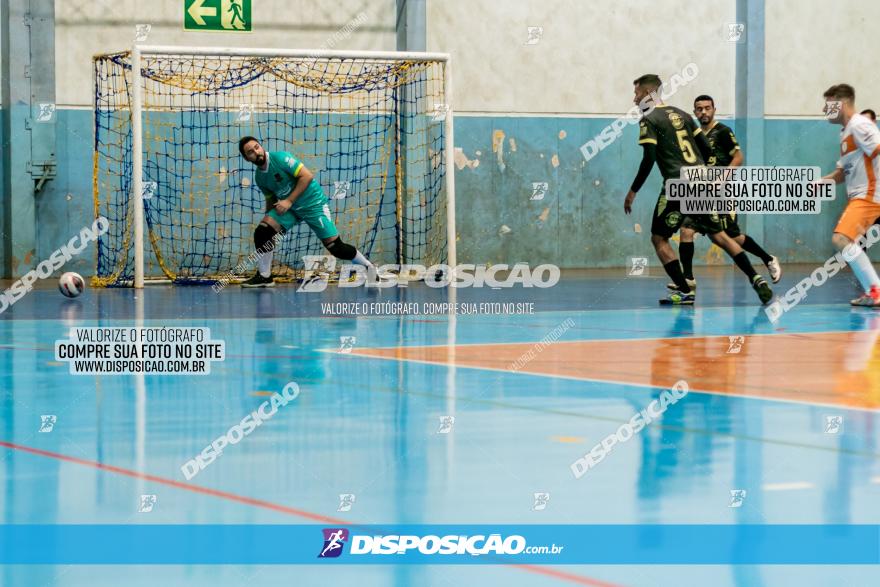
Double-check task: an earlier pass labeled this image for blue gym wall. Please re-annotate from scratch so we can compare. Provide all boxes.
[452,115,845,269]
[35,108,97,278]
[23,110,846,278]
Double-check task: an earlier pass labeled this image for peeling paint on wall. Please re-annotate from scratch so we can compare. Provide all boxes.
[538,208,550,223]
[508,138,517,152]
[454,147,480,170]
[492,130,506,172]
[551,154,559,168]
[492,130,504,152]
[559,130,567,140]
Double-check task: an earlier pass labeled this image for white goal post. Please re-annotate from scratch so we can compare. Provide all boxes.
[115,44,457,288]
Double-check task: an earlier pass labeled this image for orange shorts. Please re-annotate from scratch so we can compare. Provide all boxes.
[834,198,880,240]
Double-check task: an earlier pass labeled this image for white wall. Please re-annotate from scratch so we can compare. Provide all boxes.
[766,0,880,117]
[57,0,880,116]
[55,0,396,107]
[428,0,738,115]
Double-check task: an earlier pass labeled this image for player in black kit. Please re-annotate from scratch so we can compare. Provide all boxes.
[623,74,773,305]
[669,95,782,291]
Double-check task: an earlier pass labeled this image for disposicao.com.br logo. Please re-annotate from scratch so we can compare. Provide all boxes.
[299,259,561,292]
[317,528,563,558]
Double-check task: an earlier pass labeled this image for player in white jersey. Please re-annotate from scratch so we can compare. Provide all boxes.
[821,84,880,306]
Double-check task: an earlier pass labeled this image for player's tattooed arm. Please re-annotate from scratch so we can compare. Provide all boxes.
[626,144,656,214]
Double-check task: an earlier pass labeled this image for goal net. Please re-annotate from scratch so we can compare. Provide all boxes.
[92,46,454,287]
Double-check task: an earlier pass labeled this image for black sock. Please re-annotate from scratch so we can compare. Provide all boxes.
[732,252,757,280]
[679,242,695,279]
[741,235,773,264]
[663,260,691,293]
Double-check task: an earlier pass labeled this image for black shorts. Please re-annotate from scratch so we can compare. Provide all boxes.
[650,192,724,238]
[720,214,742,238]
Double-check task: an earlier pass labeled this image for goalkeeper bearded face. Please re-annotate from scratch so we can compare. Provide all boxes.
[238,136,266,166]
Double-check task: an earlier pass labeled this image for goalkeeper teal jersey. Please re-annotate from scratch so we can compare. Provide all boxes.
[254,151,327,211]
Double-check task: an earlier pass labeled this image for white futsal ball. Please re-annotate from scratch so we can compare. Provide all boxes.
[59,272,85,298]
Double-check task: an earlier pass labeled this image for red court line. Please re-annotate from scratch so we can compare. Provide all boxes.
[0,440,343,524]
[0,440,626,587]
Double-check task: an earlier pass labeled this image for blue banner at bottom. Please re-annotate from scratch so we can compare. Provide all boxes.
[0,525,877,564]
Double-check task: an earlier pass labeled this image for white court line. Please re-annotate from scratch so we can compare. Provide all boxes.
[325,327,874,351]
[325,338,880,414]
[762,482,815,491]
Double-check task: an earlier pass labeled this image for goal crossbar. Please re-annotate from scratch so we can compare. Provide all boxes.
[131,44,451,62]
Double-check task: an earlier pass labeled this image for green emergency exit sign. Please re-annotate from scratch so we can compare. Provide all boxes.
[184,0,252,32]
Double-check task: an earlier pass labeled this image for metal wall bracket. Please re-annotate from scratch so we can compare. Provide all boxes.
[27,160,57,193]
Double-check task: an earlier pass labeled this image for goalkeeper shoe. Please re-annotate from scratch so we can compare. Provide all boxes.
[367,265,396,284]
[241,273,275,288]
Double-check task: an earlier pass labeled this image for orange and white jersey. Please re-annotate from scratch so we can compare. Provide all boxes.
[837,113,880,200]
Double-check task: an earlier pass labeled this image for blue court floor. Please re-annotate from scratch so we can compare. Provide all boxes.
[0,266,878,586]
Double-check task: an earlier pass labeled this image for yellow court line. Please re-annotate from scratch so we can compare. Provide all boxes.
[550,436,587,444]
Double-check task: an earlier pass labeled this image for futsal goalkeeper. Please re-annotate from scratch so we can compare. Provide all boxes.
[237,136,385,287]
